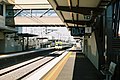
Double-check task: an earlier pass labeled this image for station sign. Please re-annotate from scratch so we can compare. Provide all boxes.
[71,27,85,36]
[85,27,92,33]
[70,27,92,36]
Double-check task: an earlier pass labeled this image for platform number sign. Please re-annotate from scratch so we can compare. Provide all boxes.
[71,27,85,36]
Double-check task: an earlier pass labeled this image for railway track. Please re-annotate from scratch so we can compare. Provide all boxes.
[0,50,65,80]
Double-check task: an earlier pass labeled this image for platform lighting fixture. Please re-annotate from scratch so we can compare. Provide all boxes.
[84,10,93,20]
[84,15,91,20]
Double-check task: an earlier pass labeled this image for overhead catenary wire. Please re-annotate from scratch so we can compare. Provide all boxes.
[10,0,45,24]
[15,7,44,24]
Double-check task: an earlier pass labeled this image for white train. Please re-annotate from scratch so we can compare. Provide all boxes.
[54,41,71,50]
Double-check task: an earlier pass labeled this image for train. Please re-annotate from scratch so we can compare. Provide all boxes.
[54,41,72,50]
[55,41,62,50]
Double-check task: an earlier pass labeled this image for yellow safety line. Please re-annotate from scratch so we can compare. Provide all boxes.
[70,54,76,58]
[42,47,75,80]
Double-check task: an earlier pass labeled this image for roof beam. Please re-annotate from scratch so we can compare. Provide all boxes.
[54,0,66,26]
[101,0,111,3]
[64,20,91,25]
[76,0,79,27]
[97,0,112,8]
[14,9,23,17]
[56,6,104,15]
[67,0,75,25]
[67,0,72,7]
[40,8,51,18]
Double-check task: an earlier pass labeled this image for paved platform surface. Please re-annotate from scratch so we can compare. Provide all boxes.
[56,51,103,80]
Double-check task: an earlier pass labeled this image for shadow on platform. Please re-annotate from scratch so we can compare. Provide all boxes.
[72,53,103,80]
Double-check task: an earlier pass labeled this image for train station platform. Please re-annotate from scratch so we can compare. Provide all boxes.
[42,49,103,80]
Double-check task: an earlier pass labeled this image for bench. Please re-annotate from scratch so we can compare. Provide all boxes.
[100,62,116,80]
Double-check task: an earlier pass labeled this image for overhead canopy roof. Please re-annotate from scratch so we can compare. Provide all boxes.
[36,37,48,39]
[0,27,17,33]
[47,0,113,27]
[14,16,64,26]
[3,0,65,27]
[17,33,38,37]
[3,0,52,9]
